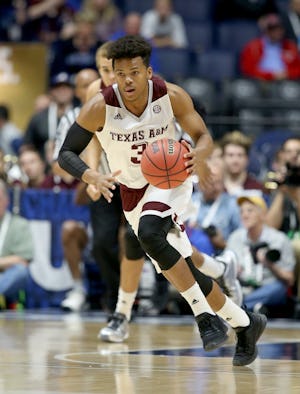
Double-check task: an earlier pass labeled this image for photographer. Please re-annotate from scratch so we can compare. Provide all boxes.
[227,195,295,314]
[186,163,241,255]
[266,137,300,298]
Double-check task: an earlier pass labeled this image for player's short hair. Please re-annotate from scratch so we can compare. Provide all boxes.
[107,35,152,68]
[95,41,113,67]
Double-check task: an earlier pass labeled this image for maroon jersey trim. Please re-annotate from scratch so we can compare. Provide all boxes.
[102,85,121,107]
[151,75,167,101]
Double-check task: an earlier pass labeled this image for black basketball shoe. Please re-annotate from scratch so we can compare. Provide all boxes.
[233,311,267,366]
[196,313,229,351]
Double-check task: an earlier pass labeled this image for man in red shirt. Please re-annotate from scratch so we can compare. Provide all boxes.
[240,13,300,80]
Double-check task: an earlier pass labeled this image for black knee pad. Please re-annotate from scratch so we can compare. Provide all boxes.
[138,215,181,270]
[124,223,145,260]
[185,257,213,296]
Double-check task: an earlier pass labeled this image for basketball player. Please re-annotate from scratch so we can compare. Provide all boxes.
[58,35,267,366]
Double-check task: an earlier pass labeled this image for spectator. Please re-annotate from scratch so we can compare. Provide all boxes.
[110,11,141,40]
[109,12,160,73]
[280,0,300,50]
[9,0,74,44]
[18,147,78,190]
[240,13,300,81]
[187,164,241,256]
[23,72,74,158]
[50,12,101,78]
[140,0,188,48]
[227,194,295,314]
[0,179,34,307]
[0,104,23,156]
[81,0,123,42]
[265,137,300,299]
[220,131,268,197]
[33,94,51,114]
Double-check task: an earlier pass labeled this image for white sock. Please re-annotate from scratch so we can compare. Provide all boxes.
[200,253,225,279]
[216,296,250,328]
[73,279,85,293]
[115,288,137,321]
[180,282,215,316]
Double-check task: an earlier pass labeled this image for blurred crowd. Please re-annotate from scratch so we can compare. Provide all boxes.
[0,0,299,319]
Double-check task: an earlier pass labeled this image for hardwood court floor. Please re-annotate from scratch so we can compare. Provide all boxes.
[1,310,300,394]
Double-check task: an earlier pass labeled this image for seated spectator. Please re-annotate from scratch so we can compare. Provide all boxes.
[280,0,300,50]
[265,137,300,299]
[0,179,34,307]
[110,11,141,40]
[33,94,51,114]
[227,194,295,314]
[81,0,123,42]
[186,164,241,256]
[23,72,75,158]
[140,0,188,48]
[50,12,101,78]
[18,147,78,190]
[0,104,23,156]
[240,13,300,81]
[9,0,74,44]
[220,130,268,197]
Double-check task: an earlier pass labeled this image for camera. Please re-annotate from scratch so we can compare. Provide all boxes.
[265,163,300,189]
[249,241,281,264]
[202,225,218,238]
[283,163,300,186]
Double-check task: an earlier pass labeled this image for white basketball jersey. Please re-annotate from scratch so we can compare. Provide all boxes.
[96,77,177,188]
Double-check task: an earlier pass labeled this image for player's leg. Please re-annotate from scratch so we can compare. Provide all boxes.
[186,252,267,365]
[138,214,229,351]
[138,212,266,363]
[99,223,144,342]
[90,189,123,313]
[191,247,243,306]
[60,220,88,312]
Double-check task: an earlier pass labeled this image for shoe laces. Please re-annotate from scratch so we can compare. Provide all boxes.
[107,313,125,329]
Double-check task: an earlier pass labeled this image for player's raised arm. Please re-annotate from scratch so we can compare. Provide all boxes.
[167,82,214,188]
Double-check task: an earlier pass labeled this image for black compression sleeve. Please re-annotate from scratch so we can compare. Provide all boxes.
[58,121,94,180]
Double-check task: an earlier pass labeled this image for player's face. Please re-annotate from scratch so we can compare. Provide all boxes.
[97,56,116,87]
[113,56,152,104]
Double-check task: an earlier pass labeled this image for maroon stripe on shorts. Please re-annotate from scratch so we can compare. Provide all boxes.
[142,201,171,213]
[120,183,149,212]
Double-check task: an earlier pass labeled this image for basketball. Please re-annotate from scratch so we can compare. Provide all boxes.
[141,138,189,189]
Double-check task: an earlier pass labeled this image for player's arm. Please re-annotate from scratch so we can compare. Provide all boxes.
[83,135,104,201]
[58,95,120,202]
[167,82,214,188]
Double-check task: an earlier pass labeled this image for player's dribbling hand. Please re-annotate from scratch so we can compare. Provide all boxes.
[86,184,101,201]
[83,169,121,203]
[181,140,213,189]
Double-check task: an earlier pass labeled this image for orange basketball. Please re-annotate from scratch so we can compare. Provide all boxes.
[141,138,189,189]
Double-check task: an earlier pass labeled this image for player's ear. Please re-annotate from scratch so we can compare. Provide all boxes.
[147,66,153,80]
